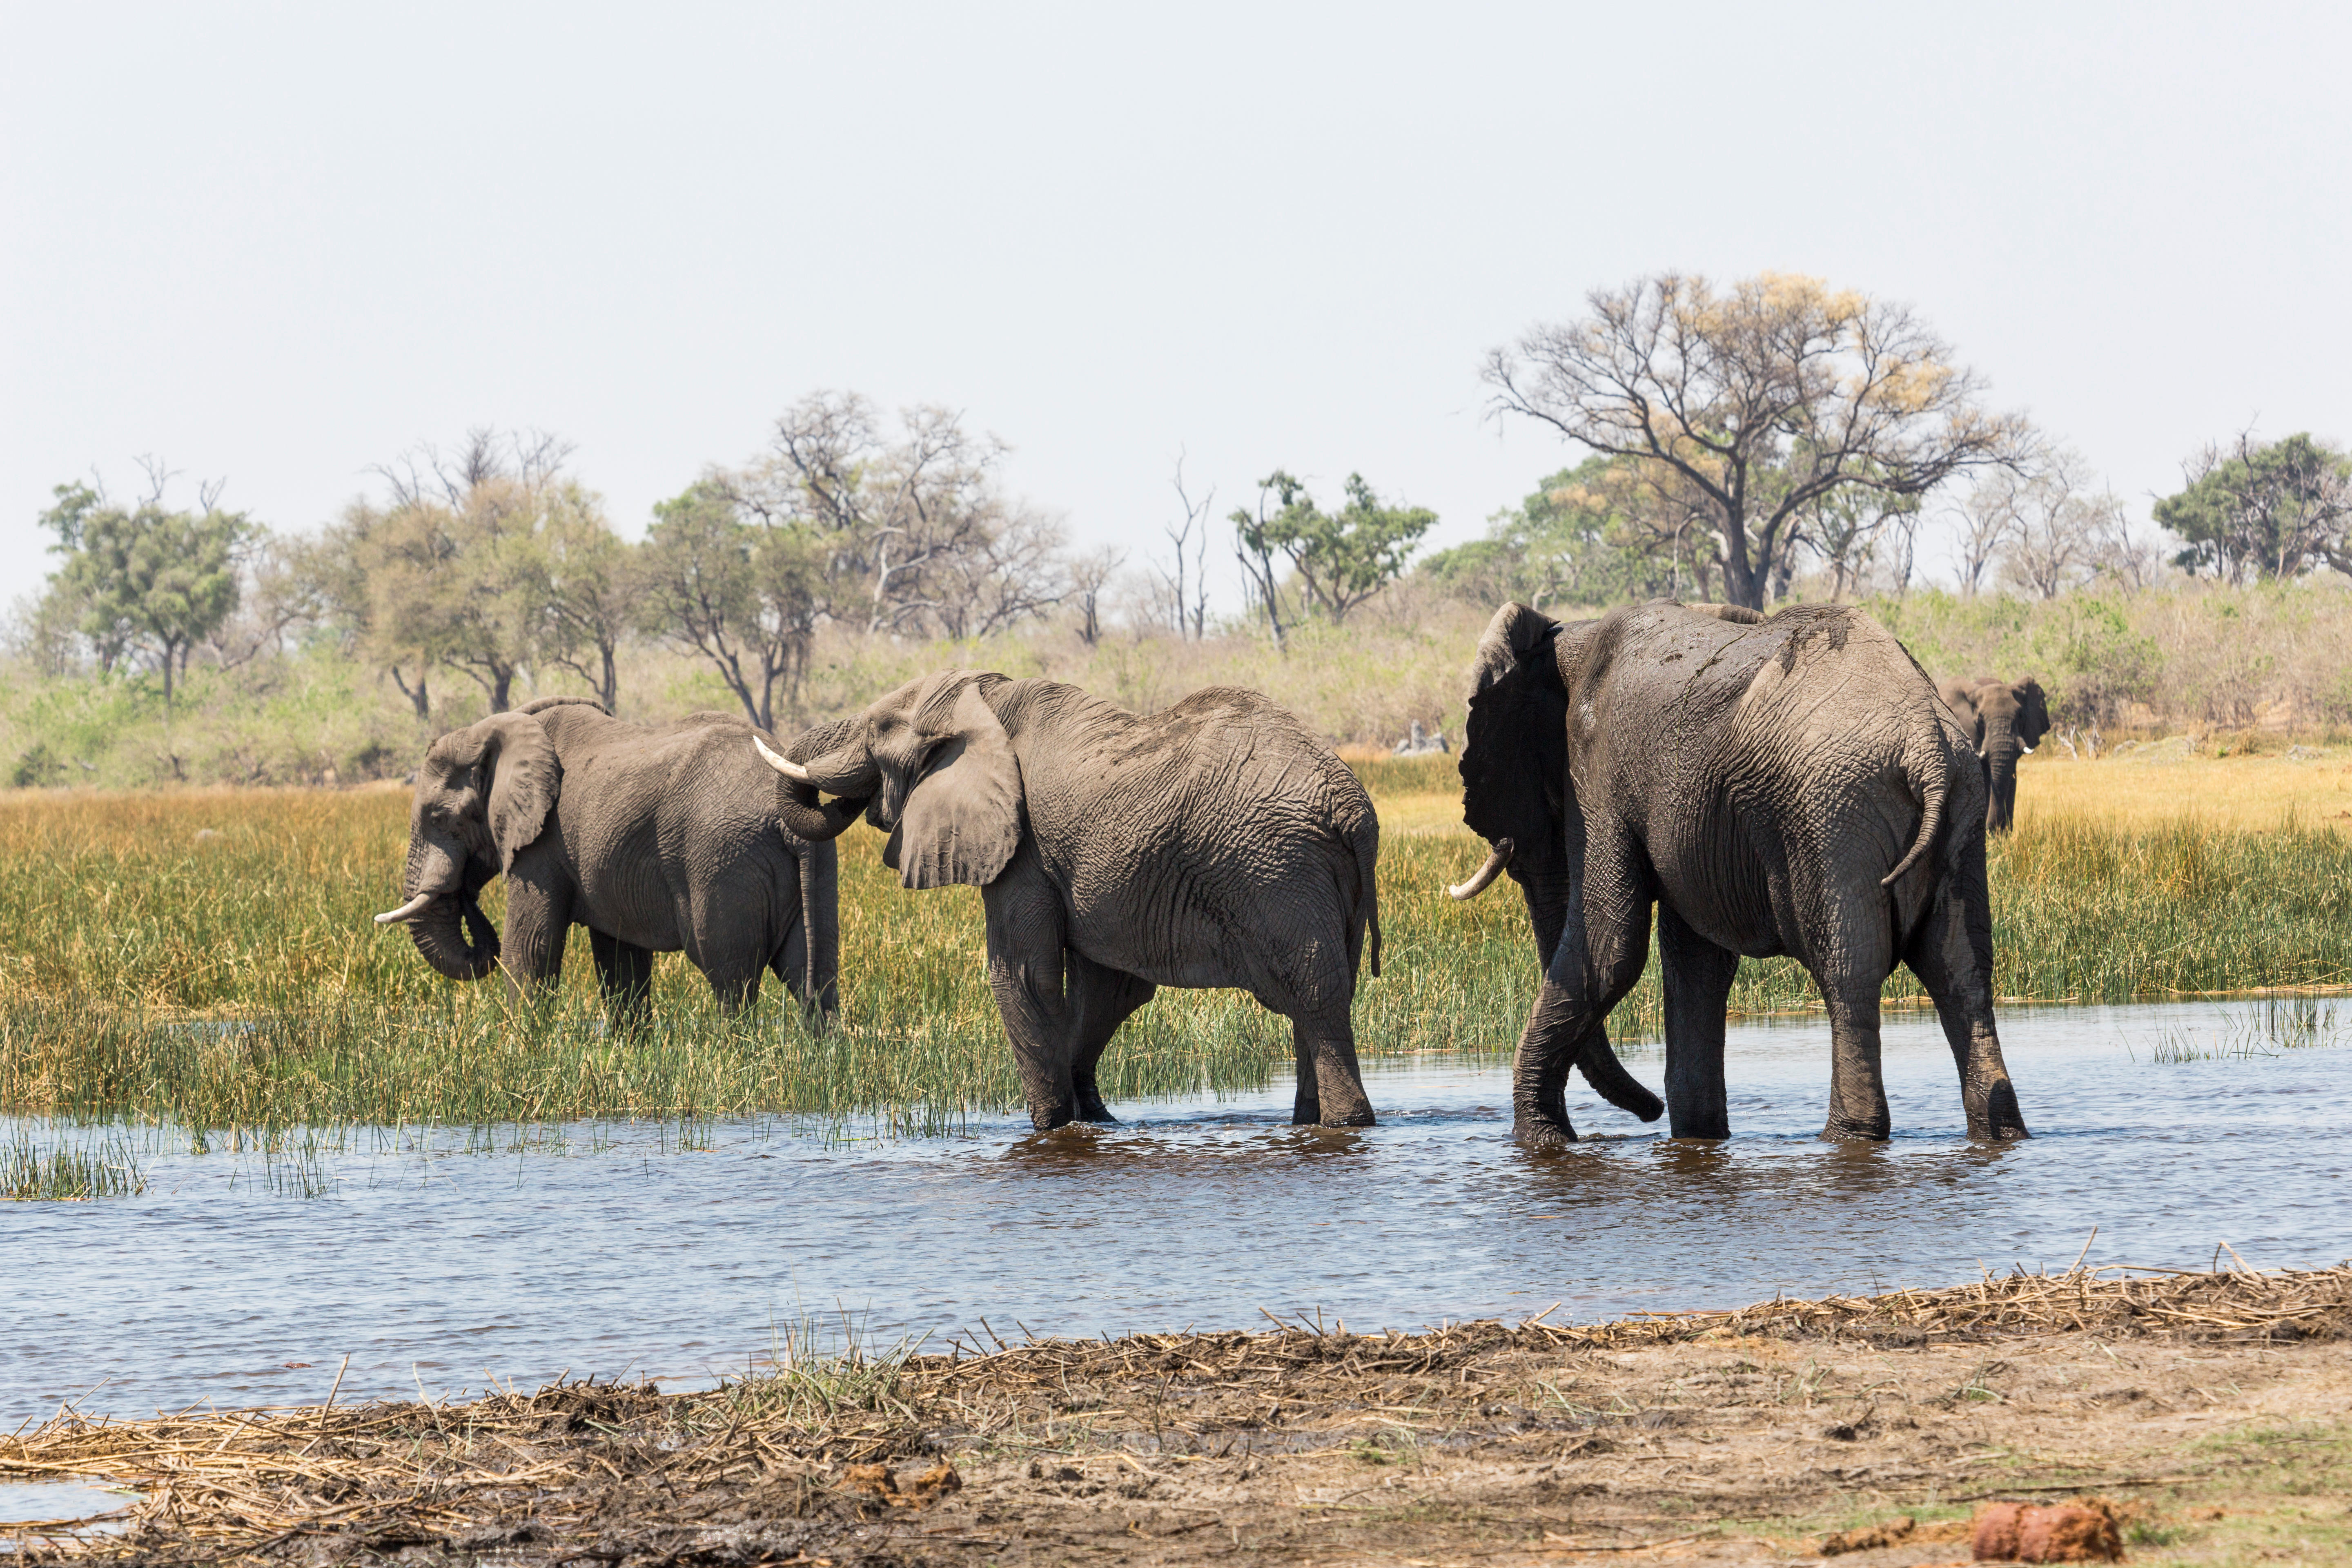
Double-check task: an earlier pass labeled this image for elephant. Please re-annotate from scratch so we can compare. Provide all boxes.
[374,697,839,1025]
[1937,677,2050,833]
[1451,600,2027,1146]
[752,670,1382,1131]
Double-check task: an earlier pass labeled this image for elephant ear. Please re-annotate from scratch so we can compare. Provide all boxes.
[478,713,561,869]
[897,676,1023,890]
[2014,678,2051,750]
[1460,605,1568,877]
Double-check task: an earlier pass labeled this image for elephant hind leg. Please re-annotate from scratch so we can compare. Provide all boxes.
[1064,950,1154,1123]
[1657,904,1738,1139]
[1903,857,2028,1140]
[1290,1014,1375,1127]
[589,928,655,1035]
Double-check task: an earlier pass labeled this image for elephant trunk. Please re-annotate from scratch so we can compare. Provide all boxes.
[800,836,840,1016]
[773,778,871,842]
[757,722,879,841]
[1983,724,2024,833]
[396,835,499,981]
[1519,869,1572,975]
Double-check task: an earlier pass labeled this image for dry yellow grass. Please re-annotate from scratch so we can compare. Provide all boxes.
[2016,748,2352,833]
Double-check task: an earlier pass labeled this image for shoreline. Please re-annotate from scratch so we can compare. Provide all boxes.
[8,1266,2348,1565]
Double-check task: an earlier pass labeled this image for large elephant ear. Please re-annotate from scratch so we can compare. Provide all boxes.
[897,676,1023,890]
[2014,678,2051,749]
[1460,604,1568,875]
[478,713,561,869]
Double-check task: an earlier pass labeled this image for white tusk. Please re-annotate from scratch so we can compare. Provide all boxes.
[753,732,813,783]
[374,893,435,925]
[1446,838,1515,900]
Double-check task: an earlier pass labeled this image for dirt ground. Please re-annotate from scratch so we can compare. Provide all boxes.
[8,1269,2350,1566]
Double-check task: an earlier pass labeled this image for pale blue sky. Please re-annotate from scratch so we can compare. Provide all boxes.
[5,2,2347,609]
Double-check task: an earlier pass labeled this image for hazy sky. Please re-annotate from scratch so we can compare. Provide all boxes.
[6,2,2348,611]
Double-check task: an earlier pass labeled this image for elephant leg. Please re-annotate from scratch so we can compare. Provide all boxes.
[589,928,655,1033]
[1513,837,1664,1147]
[1903,848,2029,1140]
[1288,1010,1375,1128]
[498,864,572,1006]
[1657,903,1737,1139]
[981,858,1074,1131]
[1063,950,1155,1123]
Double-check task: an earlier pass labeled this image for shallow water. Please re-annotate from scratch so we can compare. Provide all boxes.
[5,1000,2348,1425]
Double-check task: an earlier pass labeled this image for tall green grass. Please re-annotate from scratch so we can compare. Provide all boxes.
[2,772,2348,1137]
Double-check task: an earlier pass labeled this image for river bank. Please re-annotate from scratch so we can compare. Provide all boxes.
[7,1266,2347,1566]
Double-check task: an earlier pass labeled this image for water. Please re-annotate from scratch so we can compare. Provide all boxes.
[4,1000,2347,1425]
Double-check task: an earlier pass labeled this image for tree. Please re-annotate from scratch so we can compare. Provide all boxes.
[1420,455,1696,610]
[1156,459,1214,640]
[1996,449,2123,601]
[1483,271,2028,610]
[39,469,249,704]
[2154,430,2352,584]
[1229,470,1434,628]
[637,478,820,730]
[1792,471,1921,604]
[531,482,635,713]
[1065,546,1123,647]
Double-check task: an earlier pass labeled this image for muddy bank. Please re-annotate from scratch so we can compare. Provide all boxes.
[7,1267,2349,1566]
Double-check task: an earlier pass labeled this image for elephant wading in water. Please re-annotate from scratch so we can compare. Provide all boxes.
[754,671,1383,1130]
[375,698,841,1024]
[1938,677,2050,833]
[1452,601,2027,1146]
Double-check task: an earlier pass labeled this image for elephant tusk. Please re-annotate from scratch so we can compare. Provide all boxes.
[1447,838,1515,900]
[374,893,436,925]
[753,733,813,784]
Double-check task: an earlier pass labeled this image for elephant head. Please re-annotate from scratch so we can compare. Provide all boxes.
[1455,602,1661,1124]
[1958,677,2048,833]
[373,712,560,980]
[753,671,1020,889]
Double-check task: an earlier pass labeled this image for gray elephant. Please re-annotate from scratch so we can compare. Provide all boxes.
[1937,677,2049,833]
[375,698,839,1024]
[752,670,1381,1130]
[1452,601,2026,1145]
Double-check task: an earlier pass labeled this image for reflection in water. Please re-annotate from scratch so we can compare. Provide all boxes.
[4,1001,2347,1423]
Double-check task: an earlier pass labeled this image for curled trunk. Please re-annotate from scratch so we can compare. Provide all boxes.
[399,836,499,981]
[774,779,872,843]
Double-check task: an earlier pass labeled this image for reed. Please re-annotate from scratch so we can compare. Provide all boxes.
[1,770,2348,1137]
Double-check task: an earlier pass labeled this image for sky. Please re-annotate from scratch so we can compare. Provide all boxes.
[5,2,2349,613]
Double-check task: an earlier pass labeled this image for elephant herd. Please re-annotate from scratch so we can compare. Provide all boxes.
[376,601,2039,1145]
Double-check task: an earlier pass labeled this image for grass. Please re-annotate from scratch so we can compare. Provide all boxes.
[2,752,2350,1141]
[2,1127,144,1199]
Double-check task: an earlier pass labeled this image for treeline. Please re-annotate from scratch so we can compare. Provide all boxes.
[7,270,2352,788]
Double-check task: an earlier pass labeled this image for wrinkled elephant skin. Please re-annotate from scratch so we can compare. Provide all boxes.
[1459,601,2027,1146]
[384,699,839,1027]
[759,673,1382,1131]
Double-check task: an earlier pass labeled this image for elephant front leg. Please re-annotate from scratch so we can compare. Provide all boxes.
[589,928,654,1035]
[498,864,572,1006]
[981,861,1075,1131]
[1515,862,1664,1147]
[1657,904,1737,1139]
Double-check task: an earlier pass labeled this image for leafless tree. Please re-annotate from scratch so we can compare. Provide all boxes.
[1484,271,2029,610]
[1067,546,1125,647]
[1158,458,1214,640]
[1998,448,2120,601]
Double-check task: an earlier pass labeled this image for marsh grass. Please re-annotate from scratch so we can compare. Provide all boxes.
[2,768,2350,1140]
[2136,997,2352,1064]
[2,1127,144,1199]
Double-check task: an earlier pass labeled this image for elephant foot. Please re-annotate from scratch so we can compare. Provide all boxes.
[1967,1082,2030,1141]
[1512,1116,1577,1149]
[1027,1103,1077,1133]
[1076,1099,1119,1125]
[1318,1106,1376,1129]
[1818,1118,1892,1143]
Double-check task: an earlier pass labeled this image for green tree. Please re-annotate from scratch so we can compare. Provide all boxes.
[1229,470,1434,633]
[1484,271,2028,610]
[2154,431,2352,584]
[637,479,825,729]
[1421,455,1709,610]
[38,477,249,704]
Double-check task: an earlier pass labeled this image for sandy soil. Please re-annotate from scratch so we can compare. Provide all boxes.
[9,1269,2350,1566]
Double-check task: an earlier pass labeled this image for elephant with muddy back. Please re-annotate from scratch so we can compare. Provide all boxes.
[1450,601,2028,1145]
[1937,677,2050,833]
[375,698,839,1024]
[754,670,1383,1131]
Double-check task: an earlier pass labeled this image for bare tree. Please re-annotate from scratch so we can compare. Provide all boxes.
[1998,448,2119,601]
[1950,468,2022,596]
[1158,458,1214,639]
[1067,546,1125,647]
[1484,271,2029,610]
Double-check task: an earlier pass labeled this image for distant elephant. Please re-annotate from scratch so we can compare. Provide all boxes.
[753,671,1382,1130]
[1937,677,2050,833]
[1452,601,2027,1145]
[375,698,839,1024]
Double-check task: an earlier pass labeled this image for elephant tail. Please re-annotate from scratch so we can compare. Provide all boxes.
[1881,710,1952,889]
[1355,816,1382,980]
